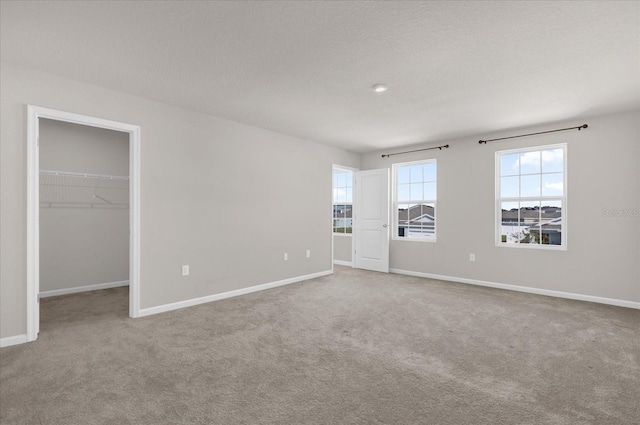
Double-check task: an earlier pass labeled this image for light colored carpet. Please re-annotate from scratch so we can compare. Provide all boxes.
[1,266,639,425]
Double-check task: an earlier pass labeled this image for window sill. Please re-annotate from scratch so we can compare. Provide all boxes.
[392,237,437,243]
[495,242,566,251]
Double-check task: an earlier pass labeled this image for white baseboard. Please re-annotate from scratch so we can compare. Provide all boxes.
[389,269,640,310]
[40,280,129,298]
[0,334,28,348]
[333,260,353,267]
[138,270,333,318]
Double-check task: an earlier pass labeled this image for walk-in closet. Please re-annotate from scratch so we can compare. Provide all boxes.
[39,118,130,301]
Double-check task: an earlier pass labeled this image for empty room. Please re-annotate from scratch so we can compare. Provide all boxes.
[1,1,638,424]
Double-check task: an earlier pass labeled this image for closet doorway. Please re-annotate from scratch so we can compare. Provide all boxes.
[26,106,141,343]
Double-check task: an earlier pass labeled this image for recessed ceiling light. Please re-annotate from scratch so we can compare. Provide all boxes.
[372,84,388,93]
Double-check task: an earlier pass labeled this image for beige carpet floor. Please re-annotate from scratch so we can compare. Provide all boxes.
[1,266,639,425]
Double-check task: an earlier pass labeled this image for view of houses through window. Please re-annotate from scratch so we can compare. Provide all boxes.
[497,144,566,247]
[393,159,437,240]
[332,168,353,234]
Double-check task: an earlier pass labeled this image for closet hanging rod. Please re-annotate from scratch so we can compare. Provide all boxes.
[40,202,129,209]
[39,170,129,180]
[381,144,449,158]
[478,124,588,144]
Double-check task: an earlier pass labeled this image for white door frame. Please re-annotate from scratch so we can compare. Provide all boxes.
[26,105,141,342]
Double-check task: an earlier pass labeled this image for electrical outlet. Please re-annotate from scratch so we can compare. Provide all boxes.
[469,254,476,262]
[306,249,311,258]
[182,265,190,276]
[284,253,288,261]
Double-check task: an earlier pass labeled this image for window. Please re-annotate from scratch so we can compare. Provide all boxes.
[393,159,437,240]
[333,168,353,234]
[497,144,566,248]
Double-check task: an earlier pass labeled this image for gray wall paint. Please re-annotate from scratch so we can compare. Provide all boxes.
[40,119,129,175]
[333,235,352,263]
[39,209,129,291]
[361,110,640,303]
[39,119,129,292]
[0,62,360,339]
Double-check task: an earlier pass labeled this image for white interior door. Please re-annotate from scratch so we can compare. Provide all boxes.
[354,169,390,273]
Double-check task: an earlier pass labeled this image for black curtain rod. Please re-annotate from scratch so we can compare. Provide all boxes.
[479,124,588,144]
[381,144,449,158]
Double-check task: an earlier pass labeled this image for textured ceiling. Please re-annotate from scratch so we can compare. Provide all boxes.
[1,1,638,153]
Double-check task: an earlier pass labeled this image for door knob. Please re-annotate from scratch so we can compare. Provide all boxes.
[382,224,388,228]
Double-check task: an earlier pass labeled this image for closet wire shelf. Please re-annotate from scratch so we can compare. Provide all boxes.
[39,170,130,209]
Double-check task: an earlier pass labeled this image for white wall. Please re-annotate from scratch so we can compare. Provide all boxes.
[332,235,352,264]
[361,110,640,303]
[0,61,360,340]
[39,119,129,293]
[39,209,129,293]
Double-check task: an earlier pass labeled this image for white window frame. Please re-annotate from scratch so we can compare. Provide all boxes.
[495,143,567,250]
[332,165,355,237]
[392,158,437,242]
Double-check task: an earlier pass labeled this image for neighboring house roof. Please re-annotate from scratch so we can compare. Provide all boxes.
[398,204,435,223]
[501,206,561,222]
[531,217,563,233]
